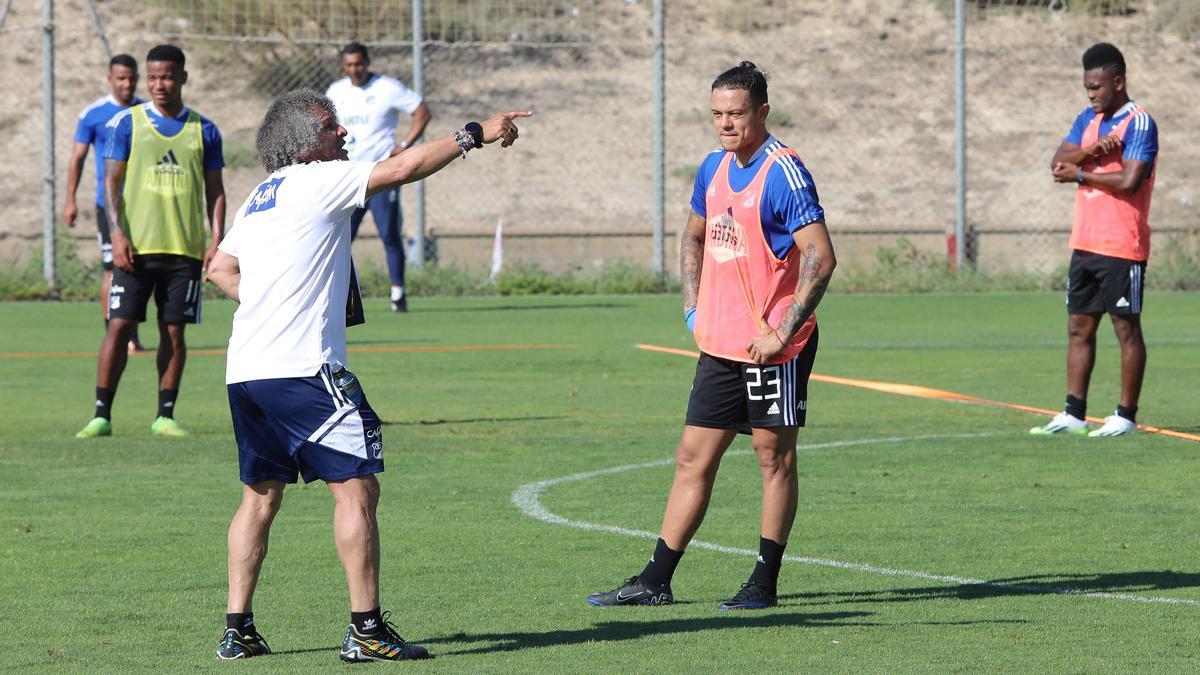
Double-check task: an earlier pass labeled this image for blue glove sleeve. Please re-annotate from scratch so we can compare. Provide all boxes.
[684,307,697,333]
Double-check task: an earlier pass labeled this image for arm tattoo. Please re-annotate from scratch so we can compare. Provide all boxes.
[680,232,704,310]
[777,242,832,340]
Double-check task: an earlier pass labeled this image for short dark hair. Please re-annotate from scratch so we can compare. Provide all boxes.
[109,54,137,71]
[340,42,369,62]
[712,61,769,108]
[146,44,186,68]
[1082,42,1125,77]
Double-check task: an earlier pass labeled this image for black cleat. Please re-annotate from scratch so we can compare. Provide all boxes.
[717,581,777,611]
[391,296,408,313]
[588,576,674,606]
[339,611,432,662]
[216,627,271,659]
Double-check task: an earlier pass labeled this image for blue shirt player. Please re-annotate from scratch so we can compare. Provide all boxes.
[63,53,143,337]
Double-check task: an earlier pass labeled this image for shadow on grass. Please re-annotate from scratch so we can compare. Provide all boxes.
[270,646,336,656]
[781,570,1200,605]
[420,611,873,656]
[382,416,566,426]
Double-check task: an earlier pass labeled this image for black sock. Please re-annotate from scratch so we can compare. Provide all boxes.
[158,389,179,419]
[95,387,115,420]
[1065,394,1087,420]
[747,536,787,589]
[638,538,685,588]
[1116,404,1138,424]
[351,608,384,635]
[226,612,254,632]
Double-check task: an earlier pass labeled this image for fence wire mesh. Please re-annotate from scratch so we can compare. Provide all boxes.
[2,0,1197,282]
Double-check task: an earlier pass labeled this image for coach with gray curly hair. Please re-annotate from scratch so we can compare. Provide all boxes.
[207,88,530,663]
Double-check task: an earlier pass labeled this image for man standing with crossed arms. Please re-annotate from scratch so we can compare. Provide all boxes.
[589,62,836,611]
[1033,42,1158,438]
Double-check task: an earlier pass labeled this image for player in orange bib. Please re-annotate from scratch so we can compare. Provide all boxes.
[589,62,837,611]
[1034,43,1158,438]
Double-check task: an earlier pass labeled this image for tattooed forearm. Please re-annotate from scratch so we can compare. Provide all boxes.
[680,232,704,310]
[777,243,834,340]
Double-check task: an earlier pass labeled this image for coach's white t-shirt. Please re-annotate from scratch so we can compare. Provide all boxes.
[220,160,376,384]
[325,74,423,162]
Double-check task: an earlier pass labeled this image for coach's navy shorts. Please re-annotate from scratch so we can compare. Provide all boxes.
[227,365,385,485]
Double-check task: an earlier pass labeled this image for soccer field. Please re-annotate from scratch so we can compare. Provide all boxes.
[2,292,1198,671]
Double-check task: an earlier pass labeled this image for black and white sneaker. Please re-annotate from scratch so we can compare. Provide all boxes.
[588,576,673,606]
[717,581,777,611]
[390,296,408,313]
[216,627,271,659]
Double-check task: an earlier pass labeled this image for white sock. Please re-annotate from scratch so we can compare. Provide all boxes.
[390,286,404,301]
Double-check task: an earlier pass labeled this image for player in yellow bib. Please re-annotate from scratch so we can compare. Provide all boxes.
[76,44,226,439]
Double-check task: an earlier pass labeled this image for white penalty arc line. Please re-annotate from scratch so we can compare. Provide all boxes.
[512,433,1200,609]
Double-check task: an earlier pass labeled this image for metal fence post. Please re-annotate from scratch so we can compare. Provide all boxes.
[411,0,426,269]
[42,0,56,289]
[954,0,967,271]
[651,0,665,277]
[83,0,112,60]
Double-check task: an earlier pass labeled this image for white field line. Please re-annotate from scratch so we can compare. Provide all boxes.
[512,434,1200,608]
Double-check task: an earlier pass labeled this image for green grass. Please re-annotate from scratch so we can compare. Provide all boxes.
[2,292,1199,671]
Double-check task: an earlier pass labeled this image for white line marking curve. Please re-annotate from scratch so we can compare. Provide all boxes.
[512,433,1200,608]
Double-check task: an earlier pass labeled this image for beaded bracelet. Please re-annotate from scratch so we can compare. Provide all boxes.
[453,129,473,158]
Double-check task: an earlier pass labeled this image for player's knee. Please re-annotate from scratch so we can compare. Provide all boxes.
[332,476,381,510]
[674,445,719,478]
[1067,320,1096,341]
[753,444,795,477]
[243,487,283,517]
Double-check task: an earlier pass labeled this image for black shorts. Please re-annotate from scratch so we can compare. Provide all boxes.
[685,324,819,432]
[1067,250,1146,316]
[108,254,203,324]
[95,206,113,271]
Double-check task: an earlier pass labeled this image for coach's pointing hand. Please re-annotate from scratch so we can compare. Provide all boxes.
[482,111,533,148]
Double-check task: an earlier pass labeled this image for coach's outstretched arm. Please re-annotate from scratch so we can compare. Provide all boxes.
[746,219,837,364]
[365,111,532,198]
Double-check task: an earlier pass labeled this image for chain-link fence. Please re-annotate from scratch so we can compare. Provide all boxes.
[2,0,1197,285]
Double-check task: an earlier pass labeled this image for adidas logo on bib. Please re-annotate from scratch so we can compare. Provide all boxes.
[767,402,780,415]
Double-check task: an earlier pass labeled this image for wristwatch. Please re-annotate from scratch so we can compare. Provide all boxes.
[1075,168,1085,185]
[464,121,484,149]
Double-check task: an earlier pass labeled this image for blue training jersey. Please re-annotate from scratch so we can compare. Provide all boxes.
[1064,101,1158,163]
[104,102,224,170]
[74,95,143,206]
[690,135,824,259]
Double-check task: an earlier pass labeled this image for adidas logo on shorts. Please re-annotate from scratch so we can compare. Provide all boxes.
[767,402,780,415]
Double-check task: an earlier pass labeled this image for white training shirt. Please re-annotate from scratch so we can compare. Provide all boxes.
[325,74,423,162]
[220,160,376,384]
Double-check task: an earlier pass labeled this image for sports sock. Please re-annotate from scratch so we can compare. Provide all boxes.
[747,536,787,589]
[1065,394,1087,421]
[95,387,115,420]
[226,612,254,632]
[638,537,684,588]
[351,608,384,635]
[1116,404,1137,424]
[158,389,179,419]
[390,286,404,301]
